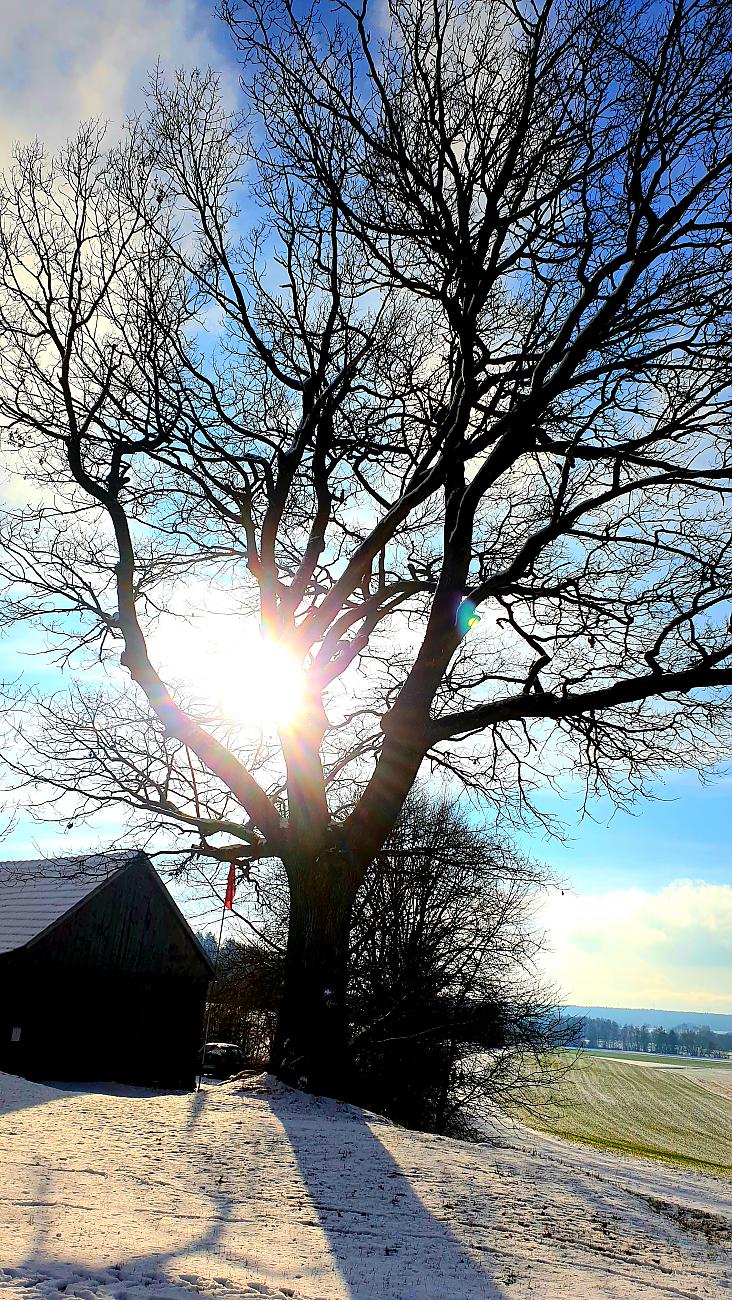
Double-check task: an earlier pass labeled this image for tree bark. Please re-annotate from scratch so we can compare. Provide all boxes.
[271,845,360,1097]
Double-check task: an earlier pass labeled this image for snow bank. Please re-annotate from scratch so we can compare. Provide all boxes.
[0,1070,729,1298]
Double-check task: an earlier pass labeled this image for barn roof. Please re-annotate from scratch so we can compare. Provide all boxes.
[0,852,147,956]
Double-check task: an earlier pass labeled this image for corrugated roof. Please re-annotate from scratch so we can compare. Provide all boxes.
[0,853,137,956]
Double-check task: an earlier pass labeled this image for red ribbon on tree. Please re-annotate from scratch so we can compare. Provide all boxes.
[224,862,236,910]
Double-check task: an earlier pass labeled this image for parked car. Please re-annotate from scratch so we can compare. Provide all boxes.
[201,1042,246,1080]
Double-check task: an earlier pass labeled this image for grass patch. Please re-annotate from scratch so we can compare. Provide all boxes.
[518,1055,732,1177]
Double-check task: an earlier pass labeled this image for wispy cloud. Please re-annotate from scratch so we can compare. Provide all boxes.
[0,0,235,161]
[539,879,732,1013]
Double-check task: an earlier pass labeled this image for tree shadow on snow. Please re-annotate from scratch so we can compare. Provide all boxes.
[0,1072,71,1120]
[0,1072,186,1122]
[3,1161,241,1299]
[268,1091,506,1300]
[0,1079,242,1298]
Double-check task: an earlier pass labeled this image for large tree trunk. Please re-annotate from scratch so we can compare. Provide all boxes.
[270,847,359,1097]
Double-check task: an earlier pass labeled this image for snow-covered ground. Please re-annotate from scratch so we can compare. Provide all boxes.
[0,1070,730,1299]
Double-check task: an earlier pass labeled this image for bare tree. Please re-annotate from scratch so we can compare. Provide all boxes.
[200,790,575,1131]
[199,937,280,1065]
[2,0,732,1094]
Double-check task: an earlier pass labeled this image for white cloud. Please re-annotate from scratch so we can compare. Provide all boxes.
[0,1,239,510]
[0,0,236,162]
[539,879,732,1013]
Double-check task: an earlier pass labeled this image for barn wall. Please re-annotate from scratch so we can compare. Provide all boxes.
[0,858,210,1088]
[29,857,211,979]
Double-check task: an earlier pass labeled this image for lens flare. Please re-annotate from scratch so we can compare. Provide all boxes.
[456,598,482,636]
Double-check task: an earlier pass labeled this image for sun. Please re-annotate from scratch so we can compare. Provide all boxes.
[214,636,306,731]
[148,612,306,733]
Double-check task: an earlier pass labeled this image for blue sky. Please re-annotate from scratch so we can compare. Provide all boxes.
[518,772,732,1014]
[0,0,730,1017]
[518,770,732,893]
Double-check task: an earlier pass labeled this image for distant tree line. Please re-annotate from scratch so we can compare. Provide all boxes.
[570,1017,732,1057]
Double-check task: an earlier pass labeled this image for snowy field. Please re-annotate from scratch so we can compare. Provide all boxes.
[0,1070,730,1300]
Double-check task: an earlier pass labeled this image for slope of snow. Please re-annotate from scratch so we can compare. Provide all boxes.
[0,1069,730,1299]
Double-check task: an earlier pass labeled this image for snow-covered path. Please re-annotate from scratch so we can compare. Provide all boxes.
[0,1071,730,1299]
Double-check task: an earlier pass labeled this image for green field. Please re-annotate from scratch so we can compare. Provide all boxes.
[522,1053,732,1176]
[578,1047,732,1069]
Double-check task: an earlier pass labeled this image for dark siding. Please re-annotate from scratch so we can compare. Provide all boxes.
[27,857,210,979]
[0,857,210,1088]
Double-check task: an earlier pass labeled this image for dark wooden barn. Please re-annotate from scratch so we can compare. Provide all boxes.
[0,851,213,1089]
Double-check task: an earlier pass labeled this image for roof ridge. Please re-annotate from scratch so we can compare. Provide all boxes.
[0,852,142,955]
[0,850,139,867]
